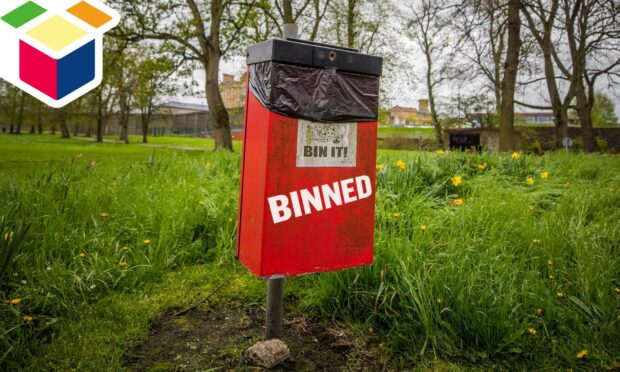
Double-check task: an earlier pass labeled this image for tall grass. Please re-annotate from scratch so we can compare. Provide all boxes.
[0,139,619,369]
[304,151,620,369]
[0,151,239,366]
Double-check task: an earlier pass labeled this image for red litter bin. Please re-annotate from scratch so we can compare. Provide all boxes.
[237,38,383,278]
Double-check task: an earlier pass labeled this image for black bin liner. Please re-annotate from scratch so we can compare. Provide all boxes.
[247,39,383,123]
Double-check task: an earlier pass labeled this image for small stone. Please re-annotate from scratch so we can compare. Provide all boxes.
[245,339,291,369]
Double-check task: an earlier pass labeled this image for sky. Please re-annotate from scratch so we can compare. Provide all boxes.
[193,38,620,120]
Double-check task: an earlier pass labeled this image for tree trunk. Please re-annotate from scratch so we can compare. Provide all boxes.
[119,112,130,144]
[206,53,232,152]
[575,82,596,152]
[37,103,43,134]
[96,90,104,143]
[310,0,328,41]
[544,52,569,149]
[74,123,80,137]
[60,124,71,139]
[9,90,17,134]
[118,86,130,144]
[554,107,569,148]
[523,2,568,149]
[119,125,128,143]
[142,120,148,143]
[499,0,521,152]
[141,110,152,144]
[425,54,444,147]
[59,110,71,139]
[283,0,294,23]
[15,92,25,135]
[186,0,232,151]
[205,55,232,150]
[347,0,357,48]
[96,117,103,142]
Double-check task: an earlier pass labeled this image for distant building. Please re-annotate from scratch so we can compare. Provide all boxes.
[146,101,211,136]
[517,112,554,124]
[389,100,431,126]
[220,74,246,110]
[157,101,209,115]
[470,111,556,127]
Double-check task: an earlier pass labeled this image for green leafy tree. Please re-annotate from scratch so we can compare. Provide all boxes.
[133,48,183,143]
[115,0,260,151]
[591,92,618,127]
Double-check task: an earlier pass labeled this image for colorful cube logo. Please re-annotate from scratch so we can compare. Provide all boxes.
[0,1,119,108]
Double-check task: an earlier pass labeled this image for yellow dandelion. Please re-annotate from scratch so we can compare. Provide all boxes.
[119,260,128,269]
[22,315,33,323]
[547,259,554,266]
[548,274,555,280]
[526,177,535,186]
[541,171,549,180]
[437,150,445,155]
[79,252,86,258]
[535,308,544,317]
[3,231,14,241]
[396,160,406,170]
[436,298,443,304]
[556,292,565,299]
[452,176,462,187]
[512,152,521,160]
[527,328,537,336]
[452,198,464,206]
[576,349,588,359]
[76,153,84,159]
[143,239,151,245]
[613,287,620,294]
[420,225,428,232]
[392,212,401,219]
[121,246,129,252]
[376,164,385,172]
[532,239,541,244]
[99,212,109,219]
[478,163,487,171]
[9,298,21,305]
[528,206,535,212]
[199,201,206,206]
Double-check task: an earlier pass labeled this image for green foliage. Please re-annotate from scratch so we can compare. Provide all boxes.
[0,209,30,280]
[1,135,619,370]
[303,151,620,369]
[592,92,618,127]
[378,108,390,126]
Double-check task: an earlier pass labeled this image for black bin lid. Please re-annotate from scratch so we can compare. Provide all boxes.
[247,38,383,77]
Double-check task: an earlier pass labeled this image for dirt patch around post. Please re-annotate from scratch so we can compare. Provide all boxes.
[125,305,391,371]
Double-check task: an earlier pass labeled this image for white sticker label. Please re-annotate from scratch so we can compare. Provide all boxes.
[296,120,357,168]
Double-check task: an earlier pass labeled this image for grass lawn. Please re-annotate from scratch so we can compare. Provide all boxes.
[1,133,619,370]
[103,134,243,149]
[0,134,242,175]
